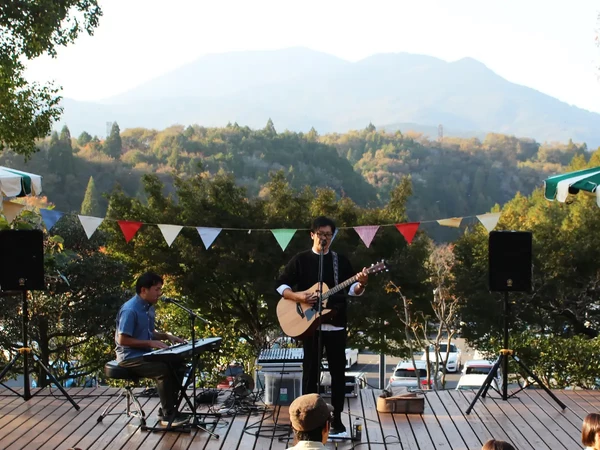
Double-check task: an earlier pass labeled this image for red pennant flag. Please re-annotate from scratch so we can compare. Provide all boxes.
[118,220,143,243]
[395,222,420,245]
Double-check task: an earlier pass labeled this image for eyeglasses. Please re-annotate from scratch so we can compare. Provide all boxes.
[315,232,334,239]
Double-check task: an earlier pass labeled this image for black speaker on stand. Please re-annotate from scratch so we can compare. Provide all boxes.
[466,230,564,414]
[0,229,79,410]
[489,231,533,293]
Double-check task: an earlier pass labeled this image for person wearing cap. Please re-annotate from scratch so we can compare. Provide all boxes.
[288,394,333,449]
[276,216,368,435]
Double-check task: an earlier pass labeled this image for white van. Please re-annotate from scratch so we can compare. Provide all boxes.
[388,360,442,390]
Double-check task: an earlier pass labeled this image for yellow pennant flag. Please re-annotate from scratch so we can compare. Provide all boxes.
[1,200,24,223]
[437,217,463,228]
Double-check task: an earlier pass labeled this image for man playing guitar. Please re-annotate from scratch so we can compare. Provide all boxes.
[276,216,368,436]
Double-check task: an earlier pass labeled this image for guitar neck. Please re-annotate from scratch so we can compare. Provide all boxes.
[322,276,359,300]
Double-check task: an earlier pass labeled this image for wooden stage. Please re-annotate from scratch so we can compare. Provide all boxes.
[0,386,592,449]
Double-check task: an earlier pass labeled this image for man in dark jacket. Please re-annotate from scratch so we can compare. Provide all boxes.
[276,216,368,435]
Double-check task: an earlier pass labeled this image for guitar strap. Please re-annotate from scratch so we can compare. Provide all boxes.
[332,251,339,286]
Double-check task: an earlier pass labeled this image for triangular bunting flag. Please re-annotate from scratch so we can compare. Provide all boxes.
[196,227,222,249]
[2,201,24,223]
[158,224,183,247]
[395,222,420,245]
[330,228,339,244]
[40,208,64,231]
[477,212,501,232]
[437,217,463,228]
[118,220,143,243]
[271,229,297,251]
[78,215,104,239]
[354,225,380,248]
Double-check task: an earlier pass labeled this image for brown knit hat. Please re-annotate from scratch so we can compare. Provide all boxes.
[289,394,334,431]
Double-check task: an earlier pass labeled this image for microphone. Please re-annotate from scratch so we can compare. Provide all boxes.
[161,296,178,303]
[320,239,327,247]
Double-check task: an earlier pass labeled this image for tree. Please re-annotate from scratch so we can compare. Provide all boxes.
[77,131,92,146]
[427,244,461,386]
[59,125,72,148]
[80,176,102,216]
[263,118,277,137]
[47,126,75,181]
[0,1,102,157]
[104,122,122,158]
[103,171,431,361]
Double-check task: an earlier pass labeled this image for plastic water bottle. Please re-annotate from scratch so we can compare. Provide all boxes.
[353,417,362,441]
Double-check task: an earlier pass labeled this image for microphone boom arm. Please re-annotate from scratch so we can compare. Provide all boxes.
[161,297,211,324]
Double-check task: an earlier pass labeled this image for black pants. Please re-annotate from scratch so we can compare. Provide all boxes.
[119,358,186,416]
[302,329,346,418]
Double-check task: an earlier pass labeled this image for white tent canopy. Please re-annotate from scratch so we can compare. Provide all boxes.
[0,166,43,198]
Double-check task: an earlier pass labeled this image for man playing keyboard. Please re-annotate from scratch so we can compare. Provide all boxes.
[115,271,189,427]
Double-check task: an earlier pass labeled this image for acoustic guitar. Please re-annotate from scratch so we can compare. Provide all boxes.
[276,261,387,339]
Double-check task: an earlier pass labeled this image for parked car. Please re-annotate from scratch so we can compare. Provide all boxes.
[321,348,359,370]
[421,343,462,373]
[456,373,499,391]
[462,359,495,375]
[388,360,442,390]
[462,359,502,387]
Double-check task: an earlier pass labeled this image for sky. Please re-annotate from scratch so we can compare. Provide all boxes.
[24,0,600,113]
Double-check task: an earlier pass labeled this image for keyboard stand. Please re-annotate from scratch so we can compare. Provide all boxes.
[140,353,220,436]
[176,353,221,438]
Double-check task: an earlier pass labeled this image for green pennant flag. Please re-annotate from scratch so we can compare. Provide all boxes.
[271,229,297,251]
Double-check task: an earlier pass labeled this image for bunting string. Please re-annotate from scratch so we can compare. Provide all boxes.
[2,206,501,251]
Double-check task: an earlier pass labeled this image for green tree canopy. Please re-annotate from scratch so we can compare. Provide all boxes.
[104,122,122,159]
[0,0,102,157]
[80,176,102,216]
[104,171,431,358]
[77,131,92,146]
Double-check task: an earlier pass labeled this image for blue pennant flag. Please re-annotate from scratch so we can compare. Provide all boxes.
[40,208,64,231]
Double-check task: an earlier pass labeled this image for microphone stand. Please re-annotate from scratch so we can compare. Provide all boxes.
[316,239,326,398]
[163,298,219,438]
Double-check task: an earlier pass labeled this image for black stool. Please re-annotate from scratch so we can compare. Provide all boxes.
[97,361,146,425]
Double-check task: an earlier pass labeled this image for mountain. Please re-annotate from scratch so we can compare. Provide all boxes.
[56,48,600,146]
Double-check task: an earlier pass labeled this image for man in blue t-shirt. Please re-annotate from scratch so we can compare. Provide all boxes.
[115,271,188,426]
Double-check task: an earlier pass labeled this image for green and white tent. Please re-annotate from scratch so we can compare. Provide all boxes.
[0,166,43,198]
[544,166,600,207]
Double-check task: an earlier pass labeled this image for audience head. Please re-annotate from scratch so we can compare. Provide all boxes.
[289,394,333,444]
[582,413,600,449]
[482,439,516,450]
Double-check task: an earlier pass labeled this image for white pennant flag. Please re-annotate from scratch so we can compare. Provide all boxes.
[477,212,501,232]
[78,215,104,239]
[158,224,183,247]
[196,227,222,249]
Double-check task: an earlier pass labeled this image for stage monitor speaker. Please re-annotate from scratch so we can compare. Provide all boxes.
[489,231,532,293]
[0,229,45,291]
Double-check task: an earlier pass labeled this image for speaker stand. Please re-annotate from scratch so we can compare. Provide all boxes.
[466,292,565,414]
[0,290,79,411]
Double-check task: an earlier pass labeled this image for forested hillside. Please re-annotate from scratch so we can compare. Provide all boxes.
[0,121,588,227]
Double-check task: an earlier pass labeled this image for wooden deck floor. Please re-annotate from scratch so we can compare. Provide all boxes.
[0,386,592,449]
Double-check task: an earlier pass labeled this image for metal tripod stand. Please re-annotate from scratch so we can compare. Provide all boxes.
[466,291,565,414]
[0,289,79,411]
